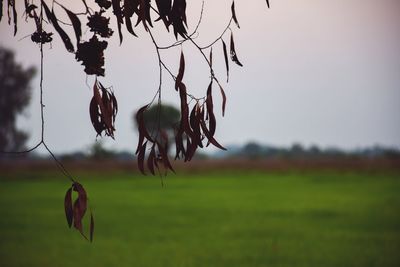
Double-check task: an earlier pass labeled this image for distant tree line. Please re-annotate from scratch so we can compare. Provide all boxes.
[217,142,400,160]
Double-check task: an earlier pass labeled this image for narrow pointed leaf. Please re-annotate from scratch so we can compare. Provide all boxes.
[125,16,138,37]
[63,7,82,45]
[12,0,17,35]
[231,1,240,29]
[138,141,147,175]
[157,142,175,173]
[209,47,213,69]
[42,1,74,52]
[200,120,227,150]
[218,84,227,117]
[222,40,229,82]
[175,51,185,91]
[147,146,156,175]
[230,32,243,67]
[266,0,270,8]
[111,0,123,44]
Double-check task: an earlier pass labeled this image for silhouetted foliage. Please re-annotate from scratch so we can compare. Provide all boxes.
[0,47,36,152]
[0,0,270,240]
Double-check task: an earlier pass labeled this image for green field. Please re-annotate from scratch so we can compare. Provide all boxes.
[0,170,399,267]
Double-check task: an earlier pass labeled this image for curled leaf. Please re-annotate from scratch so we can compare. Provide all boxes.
[72,182,88,238]
[200,120,226,151]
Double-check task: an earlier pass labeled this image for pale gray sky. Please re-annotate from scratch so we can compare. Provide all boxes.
[1,0,399,154]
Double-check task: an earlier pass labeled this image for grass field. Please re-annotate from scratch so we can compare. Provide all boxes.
[0,168,399,267]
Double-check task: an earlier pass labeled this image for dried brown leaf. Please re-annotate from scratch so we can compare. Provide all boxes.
[200,120,227,150]
[147,145,156,175]
[175,51,185,91]
[218,84,227,117]
[138,141,147,175]
[64,187,73,228]
[157,141,175,173]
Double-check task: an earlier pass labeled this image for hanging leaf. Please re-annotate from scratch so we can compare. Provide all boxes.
[231,1,240,29]
[266,0,270,9]
[200,120,226,150]
[222,40,230,82]
[138,141,147,175]
[174,126,185,160]
[89,212,95,242]
[72,182,88,238]
[147,145,156,175]
[135,0,153,30]
[64,187,73,228]
[42,1,74,52]
[89,97,103,136]
[218,84,227,117]
[230,32,243,67]
[209,47,213,68]
[62,6,82,45]
[189,103,202,148]
[125,15,137,37]
[155,0,171,30]
[123,0,138,36]
[157,141,175,173]
[11,0,17,35]
[175,50,185,91]
[205,82,216,144]
[170,0,187,38]
[111,0,123,44]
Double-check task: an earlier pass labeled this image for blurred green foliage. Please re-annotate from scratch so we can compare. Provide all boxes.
[0,170,399,267]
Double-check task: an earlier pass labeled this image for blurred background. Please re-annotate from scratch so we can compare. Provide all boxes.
[0,0,399,267]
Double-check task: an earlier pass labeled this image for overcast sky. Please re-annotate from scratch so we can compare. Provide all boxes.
[1,0,400,154]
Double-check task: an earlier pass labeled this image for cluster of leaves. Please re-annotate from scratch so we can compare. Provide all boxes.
[64,182,94,242]
[89,79,118,138]
[136,104,174,175]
